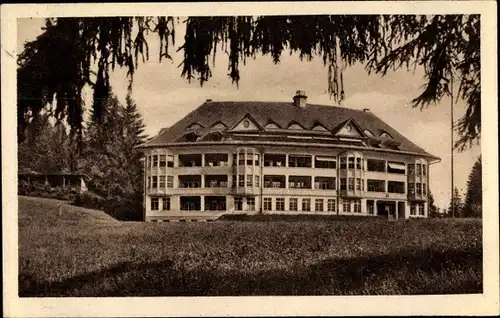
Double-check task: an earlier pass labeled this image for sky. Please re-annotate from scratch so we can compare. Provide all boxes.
[17,17,482,209]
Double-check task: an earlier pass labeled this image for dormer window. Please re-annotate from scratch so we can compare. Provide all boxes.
[380,131,393,139]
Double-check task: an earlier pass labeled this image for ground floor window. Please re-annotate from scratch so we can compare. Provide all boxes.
[264,197,272,211]
[234,197,243,211]
[343,200,351,212]
[315,199,324,212]
[418,204,425,216]
[353,200,361,213]
[276,198,285,211]
[180,196,201,211]
[367,200,374,214]
[151,198,159,210]
[162,197,171,210]
[302,198,311,211]
[327,199,336,212]
[205,196,226,211]
[289,198,298,211]
[247,197,256,211]
[410,204,416,215]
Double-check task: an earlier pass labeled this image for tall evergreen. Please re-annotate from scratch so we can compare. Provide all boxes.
[448,187,465,218]
[463,156,482,217]
[428,189,439,218]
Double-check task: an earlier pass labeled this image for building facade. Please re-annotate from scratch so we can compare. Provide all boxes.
[138,91,440,221]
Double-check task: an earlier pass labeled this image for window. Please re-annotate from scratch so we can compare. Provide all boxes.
[264,198,272,211]
[367,159,386,172]
[408,183,415,195]
[288,155,312,168]
[416,183,422,195]
[238,175,245,187]
[418,204,425,215]
[264,175,286,188]
[314,177,335,190]
[422,183,427,196]
[348,157,355,169]
[367,179,385,192]
[340,178,347,190]
[146,156,150,168]
[152,176,158,188]
[410,204,416,215]
[276,198,285,211]
[288,176,311,189]
[348,177,355,191]
[159,176,166,188]
[422,164,427,176]
[178,154,202,167]
[356,158,362,170]
[246,175,253,187]
[388,181,405,194]
[255,175,260,187]
[343,200,351,212]
[387,162,406,174]
[315,199,324,212]
[167,176,173,188]
[247,197,255,211]
[162,197,170,210]
[416,164,422,175]
[302,199,311,211]
[340,157,347,169]
[408,164,415,175]
[353,200,361,213]
[367,200,374,214]
[315,156,336,169]
[234,197,243,211]
[264,154,286,167]
[254,154,260,166]
[151,198,159,210]
[289,198,298,211]
[159,155,166,167]
[152,155,158,167]
[355,178,361,191]
[327,199,336,212]
[167,155,174,167]
[147,176,151,189]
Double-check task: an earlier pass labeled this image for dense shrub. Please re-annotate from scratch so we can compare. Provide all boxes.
[19,181,77,201]
[74,191,142,221]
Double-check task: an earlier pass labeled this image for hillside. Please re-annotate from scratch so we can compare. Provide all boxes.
[18,196,482,296]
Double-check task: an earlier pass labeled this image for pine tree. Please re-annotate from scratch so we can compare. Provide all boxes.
[448,187,465,218]
[463,156,482,217]
[428,189,439,218]
[80,90,147,219]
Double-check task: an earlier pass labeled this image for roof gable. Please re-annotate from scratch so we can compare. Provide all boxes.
[287,121,305,130]
[334,119,365,137]
[230,114,263,132]
[312,121,329,131]
[264,119,281,130]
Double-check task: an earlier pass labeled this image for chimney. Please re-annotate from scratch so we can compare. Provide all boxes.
[293,90,308,108]
[363,108,370,112]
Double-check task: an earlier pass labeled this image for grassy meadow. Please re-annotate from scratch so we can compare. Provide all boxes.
[18,196,482,296]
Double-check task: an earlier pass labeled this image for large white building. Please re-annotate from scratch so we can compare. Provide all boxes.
[138,91,440,221]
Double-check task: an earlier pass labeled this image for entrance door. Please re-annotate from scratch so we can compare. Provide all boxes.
[397,201,406,219]
[376,201,396,218]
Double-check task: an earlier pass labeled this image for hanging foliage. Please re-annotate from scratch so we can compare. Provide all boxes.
[17,15,480,151]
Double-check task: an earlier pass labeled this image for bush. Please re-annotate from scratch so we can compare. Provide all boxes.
[74,192,142,221]
[19,181,77,201]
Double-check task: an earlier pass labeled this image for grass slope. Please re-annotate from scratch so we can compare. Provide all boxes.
[18,196,482,296]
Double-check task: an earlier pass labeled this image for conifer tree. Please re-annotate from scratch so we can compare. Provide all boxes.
[463,156,482,217]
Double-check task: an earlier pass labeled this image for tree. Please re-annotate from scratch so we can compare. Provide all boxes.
[17,16,480,150]
[448,186,465,217]
[463,156,482,217]
[428,189,439,218]
[79,90,147,219]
